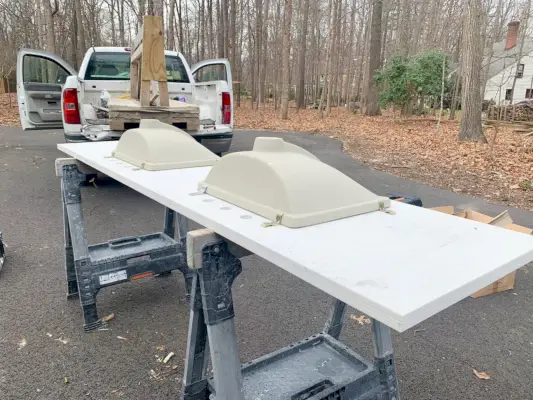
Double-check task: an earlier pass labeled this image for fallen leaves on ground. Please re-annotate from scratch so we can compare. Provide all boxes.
[17,337,27,350]
[55,337,69,345]
[472,368,490,380]
[235,102,533,211]
[162,352,175,364]
[102,313,115,322]
[149,365,179,381]
[0,94,20,127]
[349,314,371,325]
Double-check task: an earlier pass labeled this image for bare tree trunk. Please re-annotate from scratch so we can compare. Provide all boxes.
[359,3,372,104]
[458,0,485,142]
[319,0,334,117]
[325,0,337,116]
[273,0,282,109]
[118,0,126,45]
[449,67,461,120]
[280,0,293,119]
[69,1,79,69]
[343,0,357,107]
[397,0,410,56]
[200,0,205,60]
[223,0,230,58]
[168,0,176,49]
[138,0,146,30]
[217,0,224,58]
[296,0,310,109]
[207,0,214,58]
[229,0,236,74]
[74,0,85,66]
[380,0,389,65]
[255,0,263,106]
[43,0,57,53]
[362,0,382,116]
[248,0,256,107]
[259,0,271,103]
[178,0,185,53]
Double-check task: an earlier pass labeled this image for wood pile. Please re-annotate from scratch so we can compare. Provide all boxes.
[108,98,200,131]
[487,101,533,122]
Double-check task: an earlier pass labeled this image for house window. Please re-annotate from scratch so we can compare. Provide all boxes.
[505,89,513,100]
[517,63,525,78]
[526,89,533,99]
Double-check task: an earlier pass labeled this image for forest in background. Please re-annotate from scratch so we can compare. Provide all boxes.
[0,0,531,139]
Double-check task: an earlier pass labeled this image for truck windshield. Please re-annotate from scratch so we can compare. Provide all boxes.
[84,52,190,83]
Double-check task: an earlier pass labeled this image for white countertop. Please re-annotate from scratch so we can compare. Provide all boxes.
[58,141,533,332]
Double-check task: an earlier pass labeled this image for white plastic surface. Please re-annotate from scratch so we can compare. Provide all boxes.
[58,141,533,332]
[112,120,218,170]
[201,137,390,228]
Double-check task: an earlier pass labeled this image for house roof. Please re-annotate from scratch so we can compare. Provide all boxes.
[487,37,533,78]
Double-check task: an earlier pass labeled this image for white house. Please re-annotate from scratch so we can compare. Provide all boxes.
[484,21,533,105]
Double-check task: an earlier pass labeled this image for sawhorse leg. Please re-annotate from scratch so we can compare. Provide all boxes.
[61,164,104,332]
[159,207,177,277]
[181,274,210,400]
[372,319,401,400]
[323,298,347,339]
[324,299,401,399]
[62,182,78,299]
[183,230,244,400]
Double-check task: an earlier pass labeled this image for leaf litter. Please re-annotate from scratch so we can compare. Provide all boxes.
[235,103,533,211]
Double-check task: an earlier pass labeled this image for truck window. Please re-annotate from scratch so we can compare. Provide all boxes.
[84,52,190,83]
[194,64,227,83]
[23,55,69,84]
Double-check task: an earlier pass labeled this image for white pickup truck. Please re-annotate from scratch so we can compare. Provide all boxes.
[16,47,234,154]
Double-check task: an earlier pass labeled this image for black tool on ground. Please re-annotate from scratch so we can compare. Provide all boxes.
[388,194,423,207]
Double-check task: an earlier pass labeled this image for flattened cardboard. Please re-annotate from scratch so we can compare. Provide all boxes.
[430,206,533,298]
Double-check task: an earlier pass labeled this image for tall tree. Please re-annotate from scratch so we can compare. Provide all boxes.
[279,0,293,119]
[74,0,86,66]
[259,0,271,103]
[43,0,57,53]
[458,0,485,142]
[362,0,382,116]
[296,0,310,109]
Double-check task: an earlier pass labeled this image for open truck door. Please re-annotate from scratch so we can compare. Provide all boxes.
[17,48,76,130]
[191,59,233,126]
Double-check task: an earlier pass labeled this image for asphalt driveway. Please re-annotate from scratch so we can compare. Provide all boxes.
[0,126,532,399]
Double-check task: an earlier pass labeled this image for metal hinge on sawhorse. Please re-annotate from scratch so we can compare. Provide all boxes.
[57,159,194,332]
[181,229,401,400]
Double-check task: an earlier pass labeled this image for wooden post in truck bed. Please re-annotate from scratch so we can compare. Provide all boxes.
[130,15,169,107]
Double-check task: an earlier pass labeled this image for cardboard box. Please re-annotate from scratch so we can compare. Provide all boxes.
[430,206,533,298]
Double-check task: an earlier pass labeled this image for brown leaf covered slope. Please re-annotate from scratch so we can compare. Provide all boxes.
[235,104,533,211]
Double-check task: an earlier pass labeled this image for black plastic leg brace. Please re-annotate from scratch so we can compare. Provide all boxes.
[62,164,105,332]
[182,240,242,400]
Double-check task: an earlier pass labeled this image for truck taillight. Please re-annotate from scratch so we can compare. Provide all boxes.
[222,92,231,125]
[63,88,81,125]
